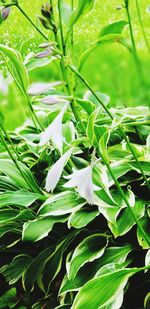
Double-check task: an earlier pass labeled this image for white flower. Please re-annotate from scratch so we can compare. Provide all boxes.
[39,102,69,151]
[28,81,62,96]
[45,149,72,192]
[64,166,98,205]
[41,95,68,105]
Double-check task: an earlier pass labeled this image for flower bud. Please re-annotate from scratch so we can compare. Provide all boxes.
[0,6,10,21]
[38,16,52,29]
[41,2,52,19]
[34,47,54,59]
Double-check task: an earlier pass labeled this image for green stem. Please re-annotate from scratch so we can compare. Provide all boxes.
[1,52,42,132]
[0,129,33,191]
[71,0,74,50]
[58,0,66,55]
[16,4,48,41]
[124,0,147,89]
[135,0,150,53]
[100,152,150,247]
[57,1,85,131]
[0,122,20,160]
[68,65,150,191]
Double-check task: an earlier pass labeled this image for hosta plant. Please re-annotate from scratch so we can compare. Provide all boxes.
[0,1,150,308]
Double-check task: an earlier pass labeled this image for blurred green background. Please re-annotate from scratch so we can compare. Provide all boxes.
[0,0,150,129]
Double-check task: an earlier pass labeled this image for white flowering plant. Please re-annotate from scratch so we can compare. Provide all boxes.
[0,1,150,308]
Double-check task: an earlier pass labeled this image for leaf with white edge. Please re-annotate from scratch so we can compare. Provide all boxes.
[45,149,73,192]
[109,199,145,237]
[0,159,42,193]
[145,250,150,270]
[128,161,150,175]
[69,0,96,29]
[22,216,68,242]
[72,268,140,309]
[86,108,100,143]
[55,245,132,295]
[23,245,54,292]
[99,20,128,37]
[38,191,85,216]
[0,190,44,208]
[0,208,34,223]
[0,44,28,91]
[0,254,32,285]
[68,207,99,229]
[67,234,108,281]
[99,131,110,162]
[84,90,110,108]
[137,216,150,249]
[42,232,78,292]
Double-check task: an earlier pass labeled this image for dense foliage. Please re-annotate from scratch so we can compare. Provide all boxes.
[0,0,150,308]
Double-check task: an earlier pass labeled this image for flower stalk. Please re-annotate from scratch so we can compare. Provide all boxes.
[135,0,150,53]
[68,64,150,192]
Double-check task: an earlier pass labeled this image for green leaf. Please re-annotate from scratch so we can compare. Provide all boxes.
[22,216,68,242]
[59,245,132,294]
[68,207,99,229]
[60,1,72,26]
[0,159,42,193]
[137,216,150,249]
[69,0,96,28]
[129,161,150,175]
[42,232,77,291]
[0,44,28,91]
[109,199,145,237]
[99,131,110,162]
[99,20,128,37]
[38,191,85,217]
[23,246,54,292]
[67,234,108,281]
[0,208,34,223]
[0,190,44,208]
[86,108,100,143]
[0,254,32,285]
[0,288,18,309]
[72,267,140,309]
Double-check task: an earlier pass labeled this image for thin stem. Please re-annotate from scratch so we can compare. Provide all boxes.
[135,0,150,53]
[0,122,20,160]
[69,65,113,119]
[58,0,66,55]
[16,4,48,41]
[56,1,85,131]
[68,65,150,191]
[100,152,150,247]
[1,53,41,132]
[124,0,147,90]
[0,129,33,191]
[71,0,74,49]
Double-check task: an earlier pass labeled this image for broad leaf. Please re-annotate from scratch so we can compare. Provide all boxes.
[67,234,108,280]
[22,215,68,242]
[72,268,140,309]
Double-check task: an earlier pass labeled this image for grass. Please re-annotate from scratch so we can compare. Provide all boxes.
[0,0,150,129]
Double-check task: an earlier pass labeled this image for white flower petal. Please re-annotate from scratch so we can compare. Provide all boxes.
[45,149,72,192]
[39,125,52,146]
[39,102,69,151]
[64,166,96,204]
[41,95,68,105]
[28,81,61,96]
